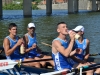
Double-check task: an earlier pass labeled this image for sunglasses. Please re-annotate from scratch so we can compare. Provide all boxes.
[29,27,35,29]
[75,31,79,33]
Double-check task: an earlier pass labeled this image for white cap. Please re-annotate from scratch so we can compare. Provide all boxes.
[72,25,84,32]
[28,23,35,28]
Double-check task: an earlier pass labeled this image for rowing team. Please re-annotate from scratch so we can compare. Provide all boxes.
[2,22,100,75]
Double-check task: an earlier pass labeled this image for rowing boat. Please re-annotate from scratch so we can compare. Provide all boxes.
[0,47,100,75]
[0,57,99,75]
[0,47,54,75]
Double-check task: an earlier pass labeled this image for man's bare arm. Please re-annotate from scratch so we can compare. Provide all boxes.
[84,39,90,61]
[3,38,19,56]
[52,39,75,57]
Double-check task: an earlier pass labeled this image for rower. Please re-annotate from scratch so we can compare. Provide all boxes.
[23,22,54,68]
[3,23,40,68]
[52,22,94,75]
[70,25,100,74]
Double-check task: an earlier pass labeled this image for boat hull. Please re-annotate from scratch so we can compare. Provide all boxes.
[0,65,53,75]
[0,47,100,75]
[0,57,99,75]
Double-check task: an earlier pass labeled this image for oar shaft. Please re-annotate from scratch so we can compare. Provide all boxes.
[67,63,100,73]
[41,42,52,47]
[83,65,100,72]
[22,58,53,63]
[88,63,100,67]
[90,54,99,56]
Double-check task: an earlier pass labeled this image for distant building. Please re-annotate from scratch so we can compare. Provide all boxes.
[40,0,68,5]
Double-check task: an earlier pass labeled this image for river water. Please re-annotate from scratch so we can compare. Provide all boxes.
[0,10,100,58]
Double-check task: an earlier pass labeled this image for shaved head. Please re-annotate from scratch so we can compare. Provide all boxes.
[56,22,68,35]
[57,22,67,29]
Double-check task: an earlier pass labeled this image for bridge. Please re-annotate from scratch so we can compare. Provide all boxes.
[0,0,100,19]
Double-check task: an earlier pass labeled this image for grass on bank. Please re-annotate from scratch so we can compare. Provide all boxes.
[3,2,39,10]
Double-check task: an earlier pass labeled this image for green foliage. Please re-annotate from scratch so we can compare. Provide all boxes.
[3,3,23,10]
[32,4,39,9]
[3,2,39,10]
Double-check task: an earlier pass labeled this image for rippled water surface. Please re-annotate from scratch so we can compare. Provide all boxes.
[0,10,100,58]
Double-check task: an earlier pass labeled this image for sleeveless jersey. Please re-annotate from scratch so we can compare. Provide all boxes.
[52,38,72,71]
[74,38,87,60]
[25,33,39,58]
[68,38,87,65]
[6,36,23,60]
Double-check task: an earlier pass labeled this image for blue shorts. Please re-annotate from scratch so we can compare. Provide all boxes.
[28,53,41,58]
[12,58,25,62]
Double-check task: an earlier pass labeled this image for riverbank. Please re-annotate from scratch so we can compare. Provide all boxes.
[37,1,100,10]
[37,1,89,10]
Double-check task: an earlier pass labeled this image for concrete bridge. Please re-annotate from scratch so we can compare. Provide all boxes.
[0,0,100,19]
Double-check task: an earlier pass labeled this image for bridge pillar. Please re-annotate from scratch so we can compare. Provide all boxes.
[92,0,98,11]
[46,0,52,16]
[23,0,32,17]
[74,0,78,13]
[0,0,2,19]
[68,0,78,14]
[68,0,74,13]
[87,0,92,10]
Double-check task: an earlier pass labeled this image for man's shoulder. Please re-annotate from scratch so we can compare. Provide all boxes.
[86,39,90,44]
[3,37,10,43]
[52,39,61,46]
[24,33,28,36]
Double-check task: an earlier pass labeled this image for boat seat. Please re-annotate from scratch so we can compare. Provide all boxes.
[0,47,4,54]
[0,47,6,59]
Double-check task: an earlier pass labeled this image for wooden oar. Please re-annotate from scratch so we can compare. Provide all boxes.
[41,42,52,47]
[90,53,100,56]
[41,42,100,56]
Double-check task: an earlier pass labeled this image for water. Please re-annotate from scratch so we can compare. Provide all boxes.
[0,10,100,58]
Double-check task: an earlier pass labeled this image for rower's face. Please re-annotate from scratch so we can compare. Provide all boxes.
[28,27,35,34]
[9,27,17,36]
[57,24,68,35]
[75,31,83,36]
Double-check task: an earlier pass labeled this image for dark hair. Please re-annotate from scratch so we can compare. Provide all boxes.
[8,23,17,30]
[57,22,66,26]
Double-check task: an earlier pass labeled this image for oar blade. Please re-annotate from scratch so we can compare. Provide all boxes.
[0,60,18,70]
